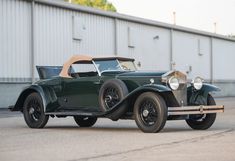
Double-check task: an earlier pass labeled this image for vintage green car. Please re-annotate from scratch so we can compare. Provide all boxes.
[10,55,224,133]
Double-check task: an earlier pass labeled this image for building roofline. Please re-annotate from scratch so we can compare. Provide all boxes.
[30,0,235,42]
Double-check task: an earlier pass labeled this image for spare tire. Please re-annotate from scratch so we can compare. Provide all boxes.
[99,79,129,120]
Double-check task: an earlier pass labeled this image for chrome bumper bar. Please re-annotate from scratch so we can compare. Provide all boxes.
[168,105,224,115]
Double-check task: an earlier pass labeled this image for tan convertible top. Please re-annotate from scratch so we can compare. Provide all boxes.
[59,55,92,78]
[59,55,135,78]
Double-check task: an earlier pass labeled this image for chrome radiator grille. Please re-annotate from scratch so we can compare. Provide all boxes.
[172,84,187,106]
[161,70,188,106]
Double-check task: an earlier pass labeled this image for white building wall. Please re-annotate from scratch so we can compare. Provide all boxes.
[34,3,115,78]
[1,0,235,82]
[172,31,211,80]
[213,38,235,81]
[0,0,31,82]
[117,20,171,71]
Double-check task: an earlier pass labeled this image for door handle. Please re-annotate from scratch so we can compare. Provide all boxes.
[94,81,101,85]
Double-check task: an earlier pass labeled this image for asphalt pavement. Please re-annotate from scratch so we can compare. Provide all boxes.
[0,97,235,161]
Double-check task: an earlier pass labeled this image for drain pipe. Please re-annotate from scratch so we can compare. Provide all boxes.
[31,0,35,83]
[170,29,174,70]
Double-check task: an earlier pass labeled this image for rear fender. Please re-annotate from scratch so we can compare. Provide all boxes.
[187,83,220,105]
[12,85,58,112]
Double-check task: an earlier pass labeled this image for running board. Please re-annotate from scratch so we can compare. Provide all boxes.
[45,111,103,117]
[168,105,224,115]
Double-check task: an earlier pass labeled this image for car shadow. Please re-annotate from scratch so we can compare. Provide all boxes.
[43,125,212,133]
[44,125,139,132]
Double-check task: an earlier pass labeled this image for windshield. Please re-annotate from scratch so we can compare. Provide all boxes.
[94,59,137,73]
[119,60,137,71]
[94,60,121,72]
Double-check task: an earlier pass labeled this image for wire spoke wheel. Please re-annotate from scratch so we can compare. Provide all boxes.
[134,92,167,133]
[103,87,120,109]
[139,99,158,126]
[27,98,42,122]
[186,94,217,130]
[23,93,49,128]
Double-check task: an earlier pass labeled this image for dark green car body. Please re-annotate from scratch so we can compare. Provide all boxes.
[13,59,219,115]
[11,56,222,121]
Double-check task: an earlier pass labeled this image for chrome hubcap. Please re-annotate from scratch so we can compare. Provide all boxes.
[104,87,120,109]
[29,107,35,114]
[105,95,112,102]
[143,109,149,117]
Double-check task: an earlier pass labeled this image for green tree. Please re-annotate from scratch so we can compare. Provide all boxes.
[65,0,117,12]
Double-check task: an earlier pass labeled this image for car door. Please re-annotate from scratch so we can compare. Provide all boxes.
[60,76,102,112]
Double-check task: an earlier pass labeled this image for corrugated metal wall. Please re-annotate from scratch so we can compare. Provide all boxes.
[1,0,235,82]
[34,3,116,78]
[116,20,171,71]
[0,0,31,82]
[35,3,115,65]
[213,39,235,81]
[172,31,211,80]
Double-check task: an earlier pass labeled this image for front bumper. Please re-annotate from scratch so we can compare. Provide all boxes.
[168,105,224,115]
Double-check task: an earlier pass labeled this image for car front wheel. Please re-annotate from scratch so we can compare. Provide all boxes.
[74,116,97,127]
[23,92,49,128]
[134,92,167,133]
[186,94,217,130]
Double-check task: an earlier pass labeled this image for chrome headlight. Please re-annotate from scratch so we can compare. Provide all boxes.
[168,76,179,90]
[192,77,203,90]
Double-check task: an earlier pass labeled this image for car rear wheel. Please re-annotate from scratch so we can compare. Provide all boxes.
[186,94,217,130]
[134,92,167,133]
[99,79,129,120]
[74,116,97,127]
[23,92,49,128]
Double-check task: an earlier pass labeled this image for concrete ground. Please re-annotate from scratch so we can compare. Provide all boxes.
[0,97,234,161]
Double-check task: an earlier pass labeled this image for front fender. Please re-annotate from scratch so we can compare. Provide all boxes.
[123,84,171,102]
[105,84,171,116]
[187,83,220,104]
[11,85,58,112]
[142,84,172,92]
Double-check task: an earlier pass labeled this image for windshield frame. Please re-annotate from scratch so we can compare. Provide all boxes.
[93,58,136,76]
